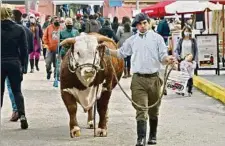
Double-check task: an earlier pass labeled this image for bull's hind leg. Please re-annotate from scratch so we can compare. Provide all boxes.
[87,107,94,129]
[96,90,111,137]
[61,92,81,138]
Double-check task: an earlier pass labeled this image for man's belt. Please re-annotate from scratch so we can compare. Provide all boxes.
[134,72,159,78]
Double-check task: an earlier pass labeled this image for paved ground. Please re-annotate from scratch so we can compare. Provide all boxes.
[198,70,225,87]
[1,59,225,146]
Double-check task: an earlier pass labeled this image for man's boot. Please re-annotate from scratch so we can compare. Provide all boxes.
[30,59,34,73]
[35,59,39,71]
[136,120,147,146]
[20,115,28,129]
[148,117,158,145]
[122,68,128,78]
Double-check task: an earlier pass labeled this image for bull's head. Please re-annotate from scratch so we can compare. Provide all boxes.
[60,33,115,87]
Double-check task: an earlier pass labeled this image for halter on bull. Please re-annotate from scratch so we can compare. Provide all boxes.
[60,33,124,137]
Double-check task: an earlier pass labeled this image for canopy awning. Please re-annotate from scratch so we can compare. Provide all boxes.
[142,0,222,17]
[52,1,104,5]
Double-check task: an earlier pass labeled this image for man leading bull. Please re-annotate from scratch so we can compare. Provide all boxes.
[98,13,176,146]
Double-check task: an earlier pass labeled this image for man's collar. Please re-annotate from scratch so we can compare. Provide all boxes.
[137,30,149,38]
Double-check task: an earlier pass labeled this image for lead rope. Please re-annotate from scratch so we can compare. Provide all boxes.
[109,56,174,110]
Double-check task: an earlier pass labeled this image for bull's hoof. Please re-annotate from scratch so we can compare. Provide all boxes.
[87,120,94,129]
[95,128,107,137]
[70,126,81,138]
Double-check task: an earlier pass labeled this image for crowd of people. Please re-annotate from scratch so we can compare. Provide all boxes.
[1,4,198,146]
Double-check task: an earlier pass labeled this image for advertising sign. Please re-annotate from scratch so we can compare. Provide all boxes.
[166,70,190,93]
[196,34,218,69]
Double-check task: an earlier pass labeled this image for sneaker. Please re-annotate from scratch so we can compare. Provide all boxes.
[20,115,28,129]
[188,92,192,97]
[10,111,19,122]
[30,69,34,73]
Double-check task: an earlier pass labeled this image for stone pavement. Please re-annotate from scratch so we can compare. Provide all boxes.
[1,59,225,146]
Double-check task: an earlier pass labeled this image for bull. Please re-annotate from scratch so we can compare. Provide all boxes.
[60,33,124,138]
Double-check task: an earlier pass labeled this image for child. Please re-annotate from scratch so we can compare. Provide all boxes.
[180,54,196,96]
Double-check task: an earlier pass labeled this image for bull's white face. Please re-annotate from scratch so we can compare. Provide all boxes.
[73,34,100,84]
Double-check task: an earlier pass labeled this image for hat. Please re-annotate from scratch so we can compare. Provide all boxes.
[132,13,149,27]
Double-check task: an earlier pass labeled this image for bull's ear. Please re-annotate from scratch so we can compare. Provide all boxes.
[60,38,76,46]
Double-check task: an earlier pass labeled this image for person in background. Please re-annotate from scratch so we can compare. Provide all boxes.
[85,14,101,33]
[60,18,79,59]
[97,12,104,26]
[116,16,132,78]
[157,16,170,45]
[43,16,61,80]
[180,54,196,96]
[42,15,51,59]
[60,17,66,29]
[1,4,29,129]
[99,19,118,43]
[81,14,89,32]
[111,16,119,34]
[98,13,176,146]
[21,13,29,27]
[29,16,43,73]
[73,14,82,33]
[5,9,34,122]
[175,26,198,65]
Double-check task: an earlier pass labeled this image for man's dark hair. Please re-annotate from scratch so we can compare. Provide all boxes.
[89,15,94,20]
[12,10,22,22]
[122,16,131,25]
[22,13,27,18]
[124,22,131,33]
[83,14,88,19]
[160,16,164,20]
[113,16,119,24]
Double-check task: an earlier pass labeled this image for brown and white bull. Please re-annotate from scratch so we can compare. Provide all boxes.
[60,33,124,138]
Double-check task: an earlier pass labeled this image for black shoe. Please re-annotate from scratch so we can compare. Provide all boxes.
[147,117,158,145]
[35,59,39,71]
[47,72,52,80]
[163,89,167,95]
[20,115,28,129]
[136,120,147,146]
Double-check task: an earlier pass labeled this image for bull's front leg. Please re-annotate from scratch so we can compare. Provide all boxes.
[87,107,94,129]
[96,90,111,137]
[61,92,81,138]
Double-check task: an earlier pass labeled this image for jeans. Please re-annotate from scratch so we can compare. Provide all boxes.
[1,60,26,117]
[45,50,56,75]
[6,77,18,112]
[124,56,131,68]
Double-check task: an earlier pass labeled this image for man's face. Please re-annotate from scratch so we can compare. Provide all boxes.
[136,20,149,33]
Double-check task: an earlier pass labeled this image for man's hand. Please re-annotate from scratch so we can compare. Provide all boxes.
[166,55,177,65]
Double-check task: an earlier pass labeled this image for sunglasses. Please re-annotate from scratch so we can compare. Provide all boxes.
[138,20,148,25]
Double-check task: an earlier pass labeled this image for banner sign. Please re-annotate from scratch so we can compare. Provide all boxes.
[109,0,123,7]
[166,70,190,93]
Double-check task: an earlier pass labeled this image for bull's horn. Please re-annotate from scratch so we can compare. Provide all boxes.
[60,38,76,46]
[97,36,117,47]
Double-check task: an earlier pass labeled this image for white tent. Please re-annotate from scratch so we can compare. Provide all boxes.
[52,1,104,5]
[165,1,222,14]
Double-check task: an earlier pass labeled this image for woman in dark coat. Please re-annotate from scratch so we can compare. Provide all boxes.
[1,4,28,129]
